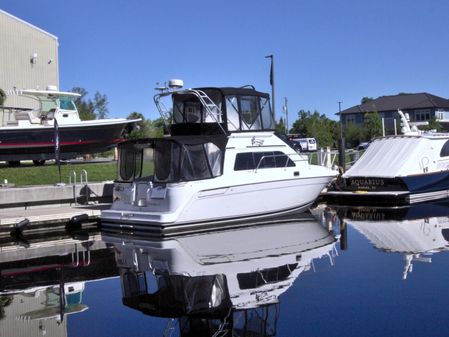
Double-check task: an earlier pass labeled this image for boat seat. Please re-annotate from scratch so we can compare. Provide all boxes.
[14,110,42,124]
[46,108,56,120]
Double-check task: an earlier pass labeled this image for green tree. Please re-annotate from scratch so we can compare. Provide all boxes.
[344,123,364,148]
[290,110,339,148]
[422,117,442,132]
[71,87,109,120]
[363,112,382,140]
[275,117,286,134]
[71,87,96,120]
[361,97,374,104]
[94,91,109,119]
[0,88,6,106]
[126,112,165,139]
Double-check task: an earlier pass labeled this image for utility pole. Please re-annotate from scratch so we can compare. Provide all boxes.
[338,101,346,171]
[265,55,275,118]
[283,97,289,134]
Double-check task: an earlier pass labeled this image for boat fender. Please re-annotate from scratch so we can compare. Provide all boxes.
[68,213,89,226]
[15,218,30,231]
[10,218,30,247]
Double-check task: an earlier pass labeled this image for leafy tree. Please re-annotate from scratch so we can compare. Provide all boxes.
[275,117,286,134]
[94,91,109,119]
[363,112,382,140]
[71,87,109,120]
[71,87,95,120]
[126,112,165,139]
[361,97,374,104]
[422,117,442,132]
[290,110,339,148]
[344,123,364,148]
[0,88,5,106]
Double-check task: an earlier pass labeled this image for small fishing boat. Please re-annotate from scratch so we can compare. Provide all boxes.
[0,86,140,165]
[102,214,338,334]
[101,81,338,232]
[326,110,449,204]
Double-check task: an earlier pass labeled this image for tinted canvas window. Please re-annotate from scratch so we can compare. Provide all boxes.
[119,144,142,181]
[260,96,275,129]
[240,96,261,130]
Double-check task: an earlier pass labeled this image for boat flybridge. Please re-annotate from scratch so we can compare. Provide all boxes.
[0,86,140,165]
[101,80,338,233]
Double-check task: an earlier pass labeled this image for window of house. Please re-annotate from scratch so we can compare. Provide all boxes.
[234,151,296,171]
[345,115,356,124]
[415,109,431,122]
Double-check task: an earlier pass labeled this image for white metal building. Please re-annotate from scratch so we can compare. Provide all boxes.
[0,9,59,112]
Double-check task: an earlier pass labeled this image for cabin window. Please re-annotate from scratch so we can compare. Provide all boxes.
[240,96,261,130]
[440,140,449,157]
[173,101,203,123]
[225,96,240,131]
[260,96,274,129]
[59,97,76,111]
[234,151,295,171]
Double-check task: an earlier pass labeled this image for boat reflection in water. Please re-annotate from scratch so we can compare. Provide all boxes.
[102,213,339,336]
[0,224,118,337]
[337,200,449,279]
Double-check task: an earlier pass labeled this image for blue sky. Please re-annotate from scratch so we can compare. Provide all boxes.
[2,0,449,125]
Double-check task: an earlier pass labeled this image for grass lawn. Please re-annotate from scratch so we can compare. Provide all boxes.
[0,161,118,186]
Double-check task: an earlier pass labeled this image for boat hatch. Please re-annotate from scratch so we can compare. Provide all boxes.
[157,87,276,135]
[117,136,227,183]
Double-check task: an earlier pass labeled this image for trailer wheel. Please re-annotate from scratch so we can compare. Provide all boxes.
[33,160,46,166]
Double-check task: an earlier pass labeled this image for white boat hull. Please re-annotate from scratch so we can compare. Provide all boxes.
[101,175,334,233]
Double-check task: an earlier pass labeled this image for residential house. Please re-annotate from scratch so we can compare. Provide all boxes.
[338,93,449,132]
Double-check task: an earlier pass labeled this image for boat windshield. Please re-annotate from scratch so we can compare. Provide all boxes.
[58,97,77,111]
[35,95,77,114]
[118,137,226,183]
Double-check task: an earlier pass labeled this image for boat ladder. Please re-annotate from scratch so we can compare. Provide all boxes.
[69,169,89,205]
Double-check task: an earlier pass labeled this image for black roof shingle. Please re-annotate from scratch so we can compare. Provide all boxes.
[338,93,449,115]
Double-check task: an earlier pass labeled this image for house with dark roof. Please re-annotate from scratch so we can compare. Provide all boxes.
[337,93,449,131]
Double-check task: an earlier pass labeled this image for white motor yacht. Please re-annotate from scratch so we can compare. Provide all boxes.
[326,110,449,204]
[101,81,338,232]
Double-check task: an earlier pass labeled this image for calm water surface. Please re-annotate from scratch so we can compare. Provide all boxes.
[2,200,449,336]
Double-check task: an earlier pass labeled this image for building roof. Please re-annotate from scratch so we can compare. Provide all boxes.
[338,93,449,115]
[0,9,57,40]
